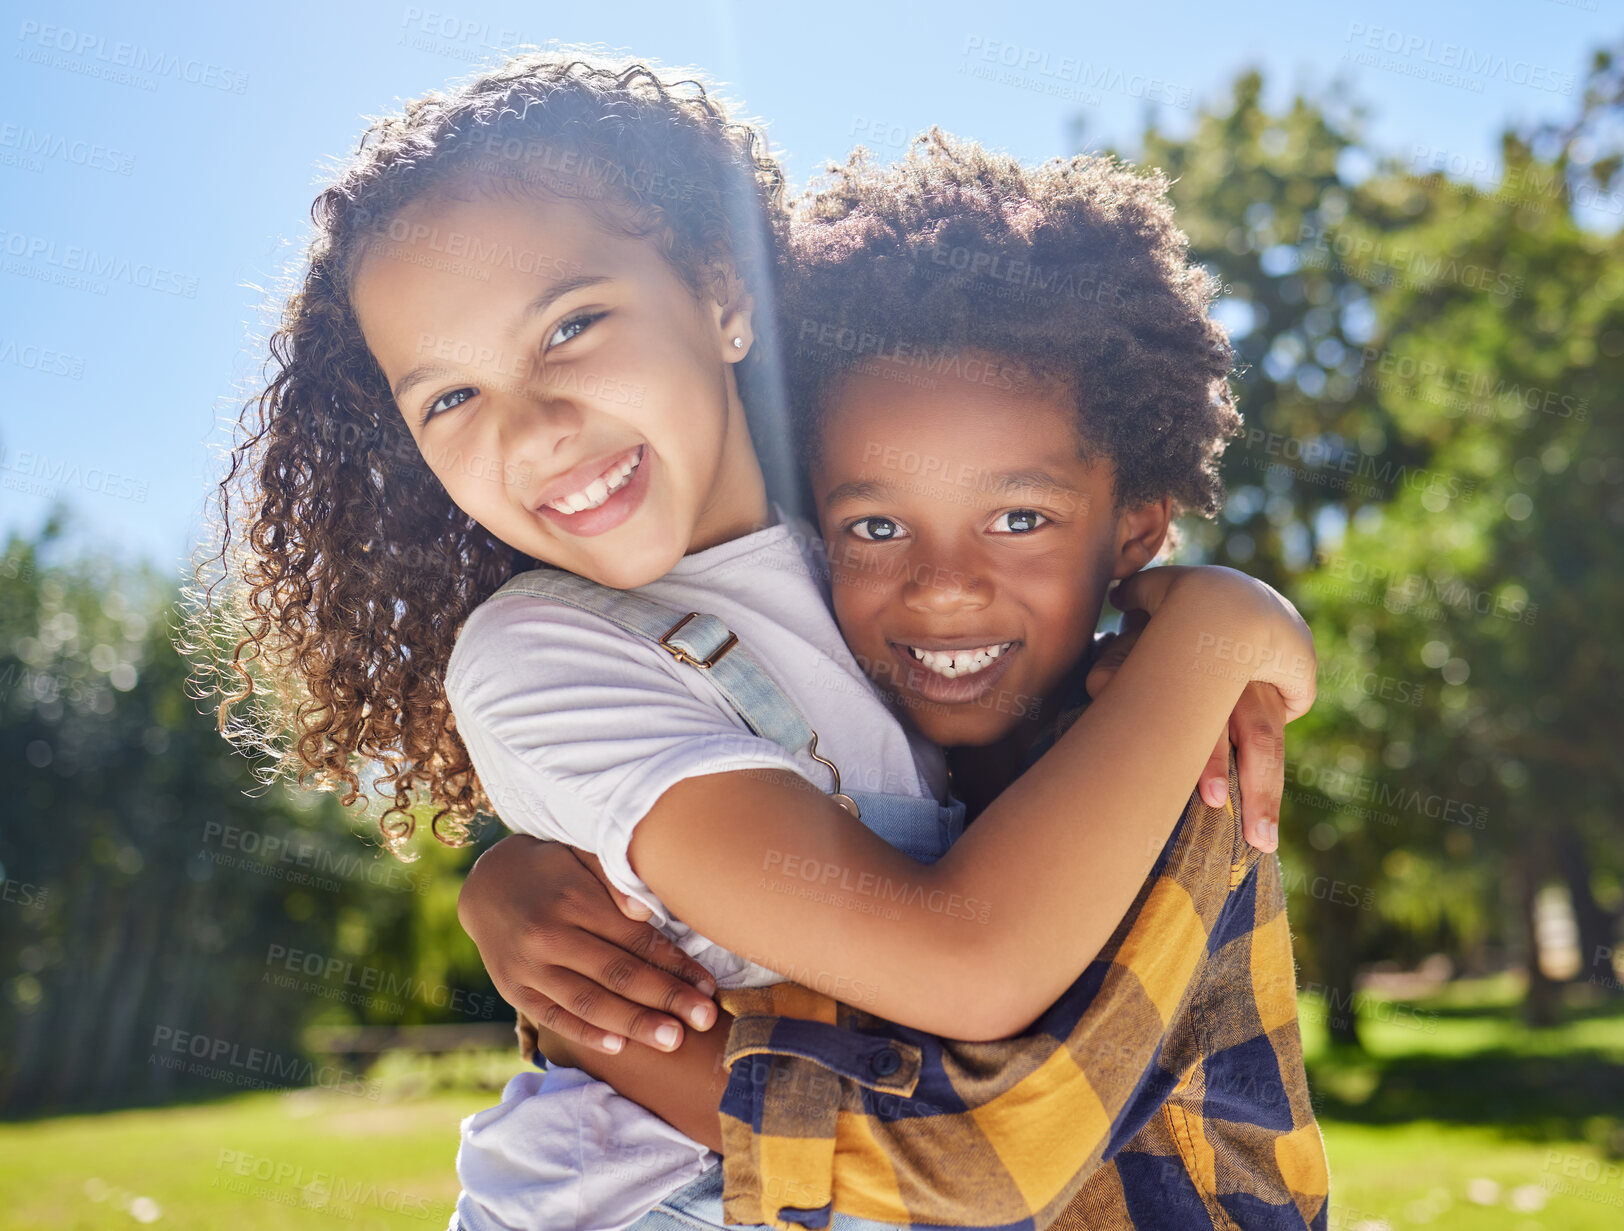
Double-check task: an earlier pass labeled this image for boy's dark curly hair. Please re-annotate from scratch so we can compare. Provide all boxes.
[183,50,786,852]
[780,129,1240,517]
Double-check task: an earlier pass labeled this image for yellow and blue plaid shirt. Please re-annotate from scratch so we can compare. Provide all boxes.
[713,694,1329,1230]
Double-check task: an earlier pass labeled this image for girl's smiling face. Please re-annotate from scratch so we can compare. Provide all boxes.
[811,352,1170,749]
[351,185,766,589]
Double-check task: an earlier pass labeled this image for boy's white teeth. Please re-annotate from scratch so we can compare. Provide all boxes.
[546,451,641,514]
[907,642,1014,678]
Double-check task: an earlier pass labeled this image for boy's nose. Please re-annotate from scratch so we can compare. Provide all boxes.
[901,563,991,613]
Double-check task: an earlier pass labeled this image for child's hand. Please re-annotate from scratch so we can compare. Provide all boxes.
[457,835,720,1056]
[1083,610,1149,699]
[1109,565,1317,722]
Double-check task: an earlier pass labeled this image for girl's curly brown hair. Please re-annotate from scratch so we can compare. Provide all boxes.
[183,50,786,854]
[780,129,1240,518]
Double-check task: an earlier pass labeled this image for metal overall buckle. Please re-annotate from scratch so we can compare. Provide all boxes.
[657,612,739,669]
[659,612,858,820]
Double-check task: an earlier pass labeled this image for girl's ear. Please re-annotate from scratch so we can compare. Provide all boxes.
[1111,496,1174,580]
[709,266,755,364]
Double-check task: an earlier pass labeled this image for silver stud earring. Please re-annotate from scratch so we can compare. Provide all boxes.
[732,337,744,349]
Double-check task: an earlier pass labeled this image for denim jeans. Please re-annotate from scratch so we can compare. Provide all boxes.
[625,1161,909,1231]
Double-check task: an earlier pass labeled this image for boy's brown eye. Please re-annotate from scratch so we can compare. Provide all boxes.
[850,516,904,542]
[992,509,1047,534]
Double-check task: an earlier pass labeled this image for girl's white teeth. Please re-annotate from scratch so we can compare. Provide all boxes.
[907,642,1014,678]
[546,451,641,514]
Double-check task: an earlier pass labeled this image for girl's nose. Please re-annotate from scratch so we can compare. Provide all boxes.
[496,389,585,470]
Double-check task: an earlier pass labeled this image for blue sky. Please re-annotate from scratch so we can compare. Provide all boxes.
[0,0,1613,574]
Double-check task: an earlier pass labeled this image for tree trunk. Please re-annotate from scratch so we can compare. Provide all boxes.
[1517,845,1562,1027]
[1312,849,1362,1048]
[1556,825,1620,992]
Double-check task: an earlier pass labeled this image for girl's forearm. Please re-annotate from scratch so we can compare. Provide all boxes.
[933,589,1256,1033]
[634,581,1283,1041]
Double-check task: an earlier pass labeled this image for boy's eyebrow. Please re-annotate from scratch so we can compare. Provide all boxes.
[985,467,1081,495]
[822,479,893,507]
[390,273,613,404]
[822,468,1080,507]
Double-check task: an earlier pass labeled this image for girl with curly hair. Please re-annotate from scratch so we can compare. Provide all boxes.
[194,50,1313,1231]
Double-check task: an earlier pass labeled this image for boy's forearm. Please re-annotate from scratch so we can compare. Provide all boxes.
[550,1010,735,1153]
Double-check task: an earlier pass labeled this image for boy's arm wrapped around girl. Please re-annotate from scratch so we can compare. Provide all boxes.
[506,741,1328,1231]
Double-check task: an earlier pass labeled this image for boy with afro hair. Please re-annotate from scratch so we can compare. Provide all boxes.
[484,130,1330,1231]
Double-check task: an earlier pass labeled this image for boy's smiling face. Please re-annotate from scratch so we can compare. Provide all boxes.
[811,351,1169,749]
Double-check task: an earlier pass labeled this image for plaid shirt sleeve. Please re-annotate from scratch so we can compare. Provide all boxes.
[714,744,1328,1230]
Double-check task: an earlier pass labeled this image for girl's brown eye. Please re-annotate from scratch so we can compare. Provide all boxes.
[425,387,476,424]
[546,311,604,349]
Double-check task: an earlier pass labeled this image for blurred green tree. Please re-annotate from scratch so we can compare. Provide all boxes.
[0,514,503,1115]
[1087,45,1624,1042]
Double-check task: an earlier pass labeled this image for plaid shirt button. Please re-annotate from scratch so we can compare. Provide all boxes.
[870,1046,902,1077]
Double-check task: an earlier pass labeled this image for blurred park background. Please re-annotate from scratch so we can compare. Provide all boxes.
[2,1,1622,1227]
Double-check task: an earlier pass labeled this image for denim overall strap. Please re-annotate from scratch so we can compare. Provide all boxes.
[842,790,967,864]
[494,566,820,762]
[492,565,871,810]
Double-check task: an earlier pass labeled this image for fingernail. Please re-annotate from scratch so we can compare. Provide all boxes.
[603,1034,624,1054]
[655,1023,680,1049]
[1204,778,1226,805]
[690,1002,716,1030]
[696,976,717,997]
[1262,820,1278,847]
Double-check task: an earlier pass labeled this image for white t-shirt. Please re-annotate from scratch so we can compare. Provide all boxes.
[446,504,945,1231]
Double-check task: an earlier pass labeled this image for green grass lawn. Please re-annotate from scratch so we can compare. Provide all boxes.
[3,979,1621,1229]
[0,1089,484,1229]
[1299,974,1624,1229]
[0,1052,520,1231]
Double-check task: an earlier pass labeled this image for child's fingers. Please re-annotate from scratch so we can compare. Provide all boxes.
[511,985,627,1058]
[551,931,718,1050]
[1083,612,1150,699]
[1230,683,1286,852]
[1083,634,1129,699]
[1108,565,1190,618]
[1198,732,1231,811]
[515,1011,544,1065]
[512,950,715,1055]
[570,849,716,993]
[575,849,655,922]
[607,885,654,922]
[608,911,718,995]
